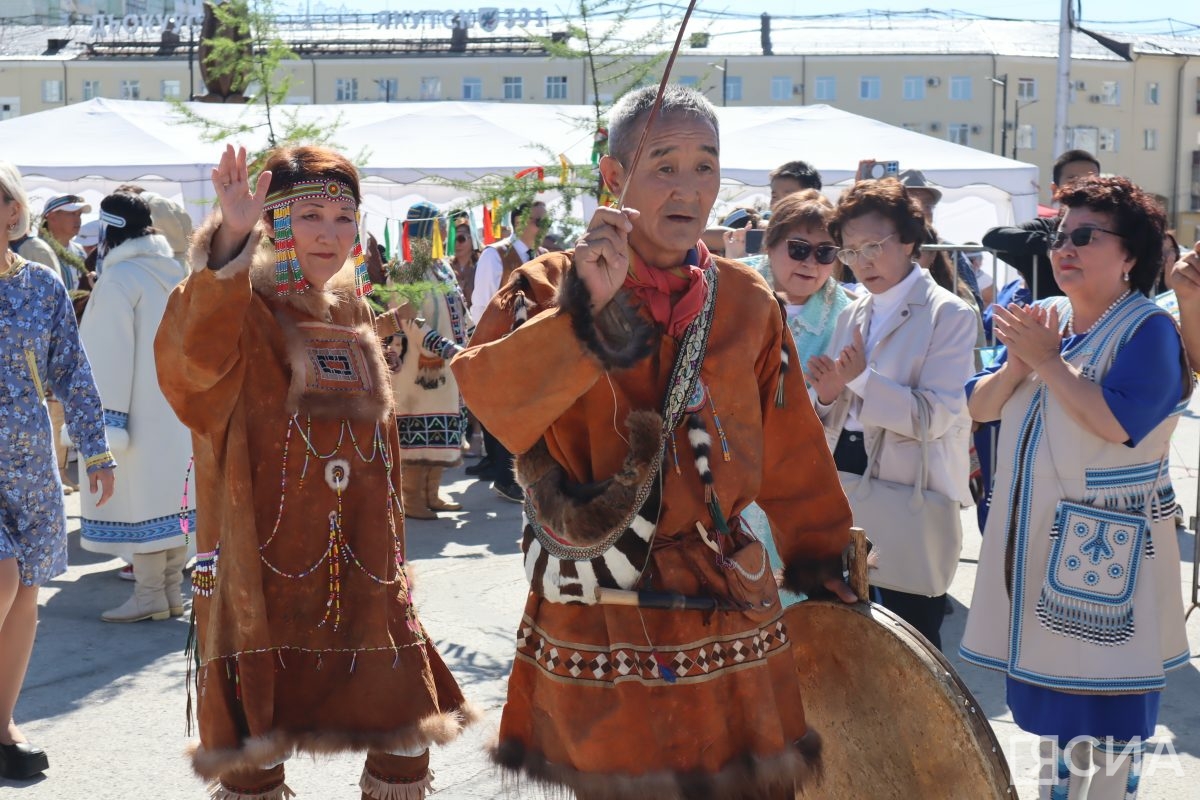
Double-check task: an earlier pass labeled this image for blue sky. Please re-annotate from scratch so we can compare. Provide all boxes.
[288,1,1198,33]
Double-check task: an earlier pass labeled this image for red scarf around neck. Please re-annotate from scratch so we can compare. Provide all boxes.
[622,241,712,338]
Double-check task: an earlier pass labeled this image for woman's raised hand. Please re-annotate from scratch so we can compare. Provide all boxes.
[211,144,272,237]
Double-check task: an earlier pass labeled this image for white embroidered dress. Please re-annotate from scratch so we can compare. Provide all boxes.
[76,234,195,558]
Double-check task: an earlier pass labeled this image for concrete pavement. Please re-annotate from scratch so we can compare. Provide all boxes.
[4,413,1199,798]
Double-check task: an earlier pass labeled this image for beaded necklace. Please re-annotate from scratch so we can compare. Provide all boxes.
[258,413,408,633]
[1066,290,1131,337]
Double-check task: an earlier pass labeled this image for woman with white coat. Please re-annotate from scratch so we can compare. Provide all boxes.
[78,191,195,622]
[808,178,977,649]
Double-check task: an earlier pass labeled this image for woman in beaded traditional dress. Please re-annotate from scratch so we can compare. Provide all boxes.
[740,190,852,604]
[155,145,475,800]
[379,201,473,520]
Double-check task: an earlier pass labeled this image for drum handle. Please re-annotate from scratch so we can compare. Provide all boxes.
[848,527,871,601]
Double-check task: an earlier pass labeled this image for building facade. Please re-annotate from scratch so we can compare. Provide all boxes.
[1,10,1198,242]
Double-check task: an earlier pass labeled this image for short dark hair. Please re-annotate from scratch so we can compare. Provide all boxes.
[828,178,926,257]
[99,192,155,251]
[769,160,822,191]
[507,200,544,228]
[1054,176,1166,296]
[607,84,719,165]
[1052,149,1100,186]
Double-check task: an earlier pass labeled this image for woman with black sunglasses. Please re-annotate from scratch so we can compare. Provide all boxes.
[962,176,1190,800]
[764,190,854,383]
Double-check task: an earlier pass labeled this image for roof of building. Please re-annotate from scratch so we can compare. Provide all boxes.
[1,12,1198,61]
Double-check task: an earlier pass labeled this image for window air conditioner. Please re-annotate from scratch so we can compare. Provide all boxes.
[926,77,941,88]
[971,124,983,135]
[1088,94,1102,104]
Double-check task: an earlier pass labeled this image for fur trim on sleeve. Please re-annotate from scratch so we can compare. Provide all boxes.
[556,265,657,369]
[187,210,263,280]
[781,552,848,598]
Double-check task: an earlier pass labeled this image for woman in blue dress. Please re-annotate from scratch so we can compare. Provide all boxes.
[961,176,1189,799]
[0,162,115,780]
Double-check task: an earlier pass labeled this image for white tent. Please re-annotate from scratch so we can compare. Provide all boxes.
[2,98,1038,245]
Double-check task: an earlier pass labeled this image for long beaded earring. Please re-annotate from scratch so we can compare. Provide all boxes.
[352,210,372,297]
[272,205,308,295]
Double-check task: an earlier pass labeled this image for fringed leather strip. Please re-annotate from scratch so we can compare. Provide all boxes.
[775,293,790,408]
[556,266,658,369]
[206,780,296,800]
[359,767,433,800]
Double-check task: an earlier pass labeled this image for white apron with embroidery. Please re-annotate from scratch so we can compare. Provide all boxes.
[961,294,1190,693]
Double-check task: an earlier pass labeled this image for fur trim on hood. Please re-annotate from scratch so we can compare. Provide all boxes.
[100,233,188,292]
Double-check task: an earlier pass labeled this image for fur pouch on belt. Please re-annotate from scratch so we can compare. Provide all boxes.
[515,409,661,547]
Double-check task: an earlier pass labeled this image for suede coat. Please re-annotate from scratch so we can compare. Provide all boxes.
[453,251,853,800]
[155,214,474,780]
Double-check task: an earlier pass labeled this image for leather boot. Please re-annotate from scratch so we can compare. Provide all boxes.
[401,465,437,520]
[102,551,170,622]
[425,466,462,511]
[163,545,189,617]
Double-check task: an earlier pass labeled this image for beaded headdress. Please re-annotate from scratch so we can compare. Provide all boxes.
[262,179,372,297]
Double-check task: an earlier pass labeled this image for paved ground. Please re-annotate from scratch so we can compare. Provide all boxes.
[4,411,1200,799]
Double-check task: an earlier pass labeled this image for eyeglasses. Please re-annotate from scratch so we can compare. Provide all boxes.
[836,234,894,266]
[1048,226,1125,251]
[785,238,839,265]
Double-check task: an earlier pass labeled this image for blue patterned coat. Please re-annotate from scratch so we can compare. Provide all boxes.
[0,256,114,585]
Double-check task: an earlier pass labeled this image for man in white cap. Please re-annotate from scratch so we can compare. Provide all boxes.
[38,193,92,290]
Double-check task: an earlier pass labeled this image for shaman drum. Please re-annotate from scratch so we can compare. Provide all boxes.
[787,600,1016,799]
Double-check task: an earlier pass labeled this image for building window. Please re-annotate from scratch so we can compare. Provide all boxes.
[373,78,398,101]
[1067,126,1099,153]
[859,77,881,101]
[1143,129,1158,151]
[813,76,835,102]
[1146,82,1160,105]
[462,77,482,100]
[42,80,63,103]
[1017,77,1036,100]
[1099,128,1119,152]
[161,80,181,99]
[1192,151,1200,210]
[1016,124,1036,151]
[677,75,698,88]
[83,80,101,100]
[724,75,743,102]
[949,76,972,100]
[770,76,792,102]
[1100,81,1120,105]
[503,76,523,101]
[0,99,18,120]
[544,75,568,100]
[119,80,140,100]
[418,77,440,101]
[1195,77,1200,114]
[902,76,925,101]
[948,123,970,145]
[335,78,358,102]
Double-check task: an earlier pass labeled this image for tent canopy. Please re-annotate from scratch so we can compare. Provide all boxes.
[2,98,1039,241]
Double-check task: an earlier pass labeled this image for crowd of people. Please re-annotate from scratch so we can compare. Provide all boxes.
[0,81,1197,800]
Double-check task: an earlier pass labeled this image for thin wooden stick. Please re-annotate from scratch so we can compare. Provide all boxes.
[615,0,700,208]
